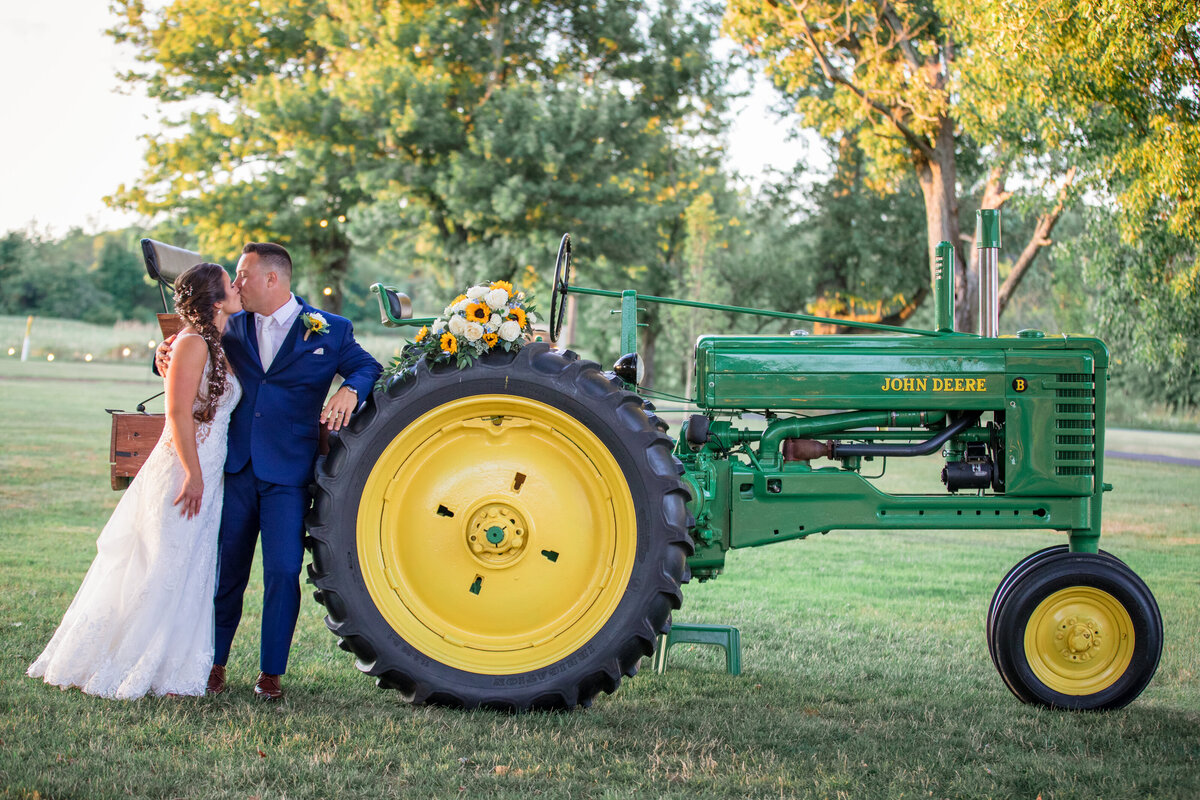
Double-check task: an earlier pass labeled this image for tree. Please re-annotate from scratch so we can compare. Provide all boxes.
[109,0,732,329]
[991,1,1200,405]
[723,0,1093,332]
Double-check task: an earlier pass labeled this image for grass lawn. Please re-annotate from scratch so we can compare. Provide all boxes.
[1,360,1198,799]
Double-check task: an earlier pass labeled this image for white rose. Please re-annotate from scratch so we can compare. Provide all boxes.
[527,313,537,325]
[464,321,484,342]
[467,285,488,300]
[432,319,446,334]
[448,314,467,335]
[485,288,509,309]
[499,320,521,342]
[452,298,469,313]
[489,313,502,326]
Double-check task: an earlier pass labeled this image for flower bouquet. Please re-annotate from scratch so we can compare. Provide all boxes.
[379,281,538,385]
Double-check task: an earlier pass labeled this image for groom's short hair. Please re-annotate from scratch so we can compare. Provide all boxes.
[243,242,292,280]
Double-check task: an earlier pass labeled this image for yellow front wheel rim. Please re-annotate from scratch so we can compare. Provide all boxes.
[356,394,638,675]
[1024,586,1135,695]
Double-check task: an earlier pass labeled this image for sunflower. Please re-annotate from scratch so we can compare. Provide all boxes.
[482,331,499,347]
[466,302,491,323]
[440,332,458,353]
[415,326,429,342]
[506,307,527,328]
[490,280,513,297]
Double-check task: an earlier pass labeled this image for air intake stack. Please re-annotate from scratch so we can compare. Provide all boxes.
[977,209,1001,337]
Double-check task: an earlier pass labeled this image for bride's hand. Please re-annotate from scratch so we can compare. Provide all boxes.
[173,471,204,519]
[155,334,177,376]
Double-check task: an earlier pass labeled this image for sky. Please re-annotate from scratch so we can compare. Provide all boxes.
[0,2,812,238]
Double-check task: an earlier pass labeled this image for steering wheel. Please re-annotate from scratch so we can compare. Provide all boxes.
[548,233,572,342]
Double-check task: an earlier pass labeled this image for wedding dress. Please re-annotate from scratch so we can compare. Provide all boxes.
[28,337,241,698]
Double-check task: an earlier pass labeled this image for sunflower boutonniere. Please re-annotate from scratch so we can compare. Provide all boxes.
[301,311,330,341]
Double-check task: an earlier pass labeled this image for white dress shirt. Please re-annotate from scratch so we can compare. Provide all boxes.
[255,294,302,371]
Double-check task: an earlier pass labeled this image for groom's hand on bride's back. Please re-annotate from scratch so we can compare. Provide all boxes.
[154,334,177,376]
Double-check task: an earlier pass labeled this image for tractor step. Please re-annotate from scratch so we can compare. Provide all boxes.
[652,623,742,676]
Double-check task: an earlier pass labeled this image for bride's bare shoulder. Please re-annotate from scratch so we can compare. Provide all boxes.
[170,329,208,365]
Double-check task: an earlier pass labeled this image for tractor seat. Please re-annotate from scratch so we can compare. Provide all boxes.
[140,238,206,286]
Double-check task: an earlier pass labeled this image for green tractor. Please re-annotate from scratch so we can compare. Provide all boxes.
[301,210,1162,712]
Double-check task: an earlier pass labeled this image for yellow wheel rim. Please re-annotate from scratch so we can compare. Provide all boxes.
[1023,586,1135,695]
[356,394,638,675]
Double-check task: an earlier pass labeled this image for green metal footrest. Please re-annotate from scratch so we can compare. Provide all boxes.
[652,622,742,676]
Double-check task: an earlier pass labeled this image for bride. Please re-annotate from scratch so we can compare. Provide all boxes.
[28,262,242,698]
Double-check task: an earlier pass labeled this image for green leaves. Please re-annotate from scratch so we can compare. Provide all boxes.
[110,0,731,321]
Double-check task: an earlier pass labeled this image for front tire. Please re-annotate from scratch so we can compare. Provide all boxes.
[307,343,692,710]
[990,551,1162,710]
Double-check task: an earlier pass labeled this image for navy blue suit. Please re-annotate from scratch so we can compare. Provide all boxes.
[215,297,381,675]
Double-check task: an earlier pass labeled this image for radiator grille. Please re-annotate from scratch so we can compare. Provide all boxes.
[1051,373,1095,479]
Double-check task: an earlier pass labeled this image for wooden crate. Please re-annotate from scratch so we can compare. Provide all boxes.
[157,313,185,339]
[110,413,166,490]
[107,314,180,490]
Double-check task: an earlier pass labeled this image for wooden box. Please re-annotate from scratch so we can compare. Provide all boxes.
[108,314,179,490]
[110,413,166,490]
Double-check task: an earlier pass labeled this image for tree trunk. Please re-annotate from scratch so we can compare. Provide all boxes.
[914,118,970,332]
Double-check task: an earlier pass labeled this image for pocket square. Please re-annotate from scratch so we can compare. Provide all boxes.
[312,347,325,355]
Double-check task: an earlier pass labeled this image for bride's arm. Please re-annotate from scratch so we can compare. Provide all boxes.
[165,335,208,519]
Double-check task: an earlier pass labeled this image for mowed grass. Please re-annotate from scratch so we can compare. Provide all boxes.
[1,360,1198,800]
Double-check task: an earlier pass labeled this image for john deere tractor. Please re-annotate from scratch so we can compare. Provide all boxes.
[303,210,1162,712]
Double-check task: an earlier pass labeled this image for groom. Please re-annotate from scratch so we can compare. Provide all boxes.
[174,242,380,700]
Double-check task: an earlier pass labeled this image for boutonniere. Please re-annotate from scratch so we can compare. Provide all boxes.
[301,312,329,341]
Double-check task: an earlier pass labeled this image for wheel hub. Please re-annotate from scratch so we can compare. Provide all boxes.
[1059,616,1103,661]
[1025,586,1134,695]
[466,503,529,567]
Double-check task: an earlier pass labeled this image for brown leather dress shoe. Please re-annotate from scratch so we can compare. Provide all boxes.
[207,664,227,696]
[254,672,283,700]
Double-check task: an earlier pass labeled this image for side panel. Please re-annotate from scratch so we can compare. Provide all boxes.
[696,337,1005,410]
[1004,351,1097,497]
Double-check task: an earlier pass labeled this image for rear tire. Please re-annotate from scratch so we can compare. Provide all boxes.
[307,343,692,710]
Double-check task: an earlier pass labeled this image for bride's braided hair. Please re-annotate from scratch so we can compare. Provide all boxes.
[173,263,230,423]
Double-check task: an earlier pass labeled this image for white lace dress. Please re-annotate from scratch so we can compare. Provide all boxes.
[28,339,241,699]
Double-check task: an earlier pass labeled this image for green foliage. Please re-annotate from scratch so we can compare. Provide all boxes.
[0,230,160,324]
[1057,209,1200,409]
[109,0,734,320]
[977,0,1200,242]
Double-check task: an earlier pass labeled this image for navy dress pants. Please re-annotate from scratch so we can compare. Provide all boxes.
[213,464,307,676]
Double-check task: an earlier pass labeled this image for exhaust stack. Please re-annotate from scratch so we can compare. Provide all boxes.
[976,209,1001,337]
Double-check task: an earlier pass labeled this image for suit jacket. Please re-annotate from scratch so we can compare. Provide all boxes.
[223,297,381,487]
